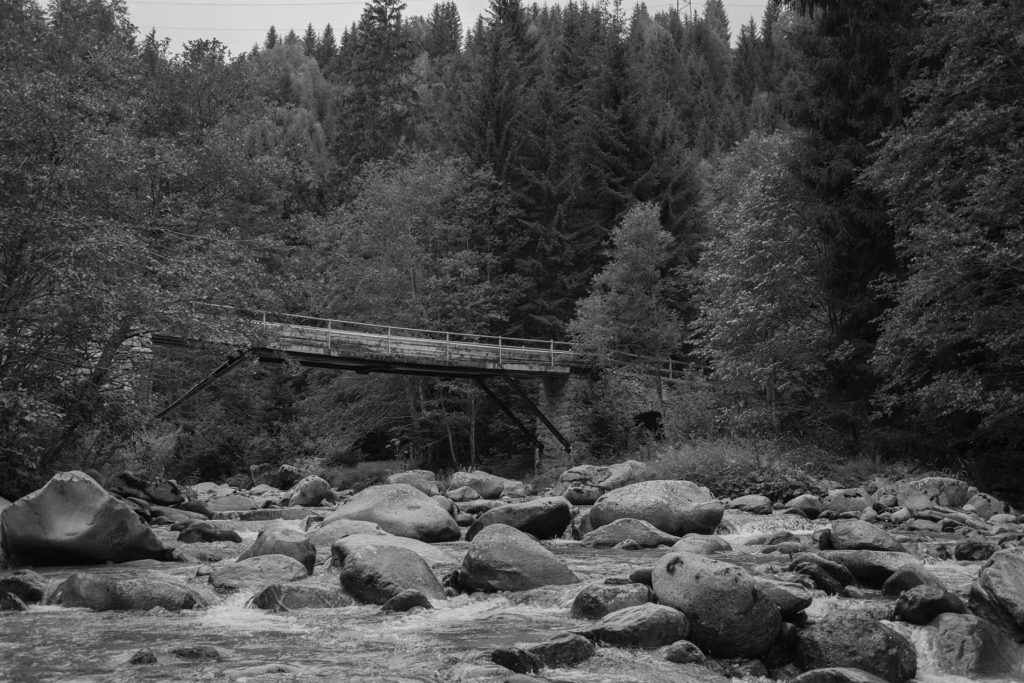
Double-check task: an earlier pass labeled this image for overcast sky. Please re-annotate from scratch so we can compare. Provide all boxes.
[125,0,769,56]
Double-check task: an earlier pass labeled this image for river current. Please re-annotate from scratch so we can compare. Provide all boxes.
[0,515,1019,682]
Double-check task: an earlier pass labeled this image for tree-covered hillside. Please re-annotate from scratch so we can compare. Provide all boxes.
[1,0,1021,498]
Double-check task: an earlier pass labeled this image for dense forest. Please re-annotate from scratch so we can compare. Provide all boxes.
[1,0,1021,499]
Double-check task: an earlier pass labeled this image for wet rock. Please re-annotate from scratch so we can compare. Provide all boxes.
[785,494,823,519]
[52,573,210,611]
[206,493,258,512]
[521,632,595,668]
[554,460,646,504]
[570,582,651,619]
[386,470,440,496]
[581,517,679,548]
[286,475,335,507]
[709,658,769,678]
[460,524,578,592]
[897,476,973,511]
[129,648,157,665]
[964,493,1013,521]
[968,548,1024,637]
[171,644,221,661]
[0,592,27,611]
[790,668,888,683]
[249,583,355,611]
[629,566,653,585]
[177,526,243,544]
[754,579,813,620]
[381,588,432,612]
[0,471,166,566]
[881,563,944,596]
[487,647,540,674]
[764,541,805,555]
[445,660,545,681]
[820,550,915,587]
[448,486,481,502]
[670,534,732,555]
[652,552,781,657]
[0,569,48,603]
[466,497,572,541]
[321,483,460,542]
[448,471,511,500]
[893,584,967,624]
[820,488,873,515]
[211,554,307,592]
[331,533,453,568]
[237,527,316,575]
[954,537,998,561]
[590,480,723,535]
[306,519,385,547]
[728,495,773,515]
[661,639,706,664]
[576,603,690,649]
[340,544,445,605]
[931,612,1021,675]
[795,612,916,683]
[828,520,905,552]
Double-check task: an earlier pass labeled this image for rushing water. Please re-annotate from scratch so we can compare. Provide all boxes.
[1,514,1021,682]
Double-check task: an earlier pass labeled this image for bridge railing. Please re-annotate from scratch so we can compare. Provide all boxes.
[199,303,580,369]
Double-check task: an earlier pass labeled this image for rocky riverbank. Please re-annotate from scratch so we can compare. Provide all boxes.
[1,464,1023,682]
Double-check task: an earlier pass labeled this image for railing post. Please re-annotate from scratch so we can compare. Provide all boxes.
[669,358,673,379]
[387,327,392,355]
[327,319,332,348]
[262,310,266,326]
[550,340,554,367]
[445,331,450,361]
[498,336,502,364]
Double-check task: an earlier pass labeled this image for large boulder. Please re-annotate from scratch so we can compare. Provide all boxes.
[651,552,781,657]
[931,613,1021,676]
[287,475,335,507]
[210,554,308,592]
[521,633,596,668]
[555,460,647,504]
[897,476,973,511]
[447,470,510,500]
[570,582,652,619]
[339,544,445,605]
[248,583,356,611]
[330,533,454,568]
[236,527,316,575]
[0,570,48,604]
[670,534,732,555]
[460,524,578,592]
[466,497,572,541]
[754,579,813,620]
[575,603,689,649]
[52,573,209,611]
[590,480,723,536]
[893,584,967,624]
[820,488,873,515]
[827,520,905,552]
[320,484,460,542]
[968,548,1024,637]
[386,470,440,496]
[581,518,679,549]
[795,612,916,683]
[728,495,773,515]
[963,492,1013,521]
[0,471,165,566]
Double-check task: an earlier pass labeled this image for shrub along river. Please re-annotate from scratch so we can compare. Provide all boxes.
[0,514,1014,683]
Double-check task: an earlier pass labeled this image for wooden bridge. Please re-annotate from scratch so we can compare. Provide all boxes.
[151,306,594,453]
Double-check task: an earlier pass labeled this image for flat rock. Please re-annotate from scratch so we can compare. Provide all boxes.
[237,527,316,575]
[590,480,723,535]
[386,470,440,496]
[828,519,905,552]
[306,519,385,547]
[897,476,973,511]
[821,488,873,515]
[320,483,460,542]
[670,534,732,555]
[205,493,258,512]
[575,603,689,649]
[52,573,210,611]
[728,494,773,515]
[211,554,308,592]
[570,582,651,619]
[448,471,510,500]
[249,583,355,611]
[521,633,595,668]
[331,533,454,568]
[581,518,679,548]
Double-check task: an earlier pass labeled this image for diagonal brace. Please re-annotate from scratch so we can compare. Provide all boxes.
[154,349,251,419]
[501,375,571,453]
[474,377,546,456]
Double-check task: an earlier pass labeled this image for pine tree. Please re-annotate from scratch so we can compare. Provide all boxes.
[264,26,279,50]
[316,23,338,73]
[426,1,462,57]
[284,29,299,45]
[302,23,318,55]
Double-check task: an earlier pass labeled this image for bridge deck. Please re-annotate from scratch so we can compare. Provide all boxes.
[155,307,587,378]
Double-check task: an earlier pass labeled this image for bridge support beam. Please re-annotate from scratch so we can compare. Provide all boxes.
[535,376,580,471]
